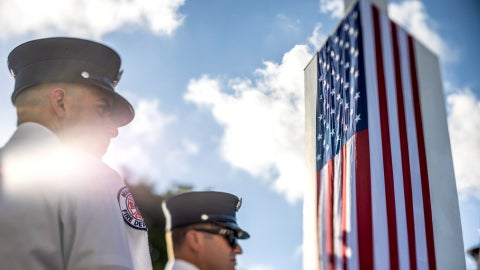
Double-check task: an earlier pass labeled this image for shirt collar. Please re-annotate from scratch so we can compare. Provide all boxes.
[165,259,200,270]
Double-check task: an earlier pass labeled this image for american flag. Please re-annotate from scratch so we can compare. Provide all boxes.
[315,1,436,269]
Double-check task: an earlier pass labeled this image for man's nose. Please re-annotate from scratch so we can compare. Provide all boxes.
[233,243,243,254]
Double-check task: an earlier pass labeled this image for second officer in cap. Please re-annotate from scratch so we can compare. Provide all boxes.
[162,191,250,270]
[0,37,151,269]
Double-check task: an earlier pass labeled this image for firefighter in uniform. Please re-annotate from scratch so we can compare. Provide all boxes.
[162,191,250,270]
[0,37,152,269]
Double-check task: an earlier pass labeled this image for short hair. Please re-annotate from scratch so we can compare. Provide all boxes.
[170,225,191,251]
[14,84,49,107]
[170,223,220,251]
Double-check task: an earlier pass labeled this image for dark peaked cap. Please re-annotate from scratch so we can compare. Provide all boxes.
[162,191,250,239]
[7,37,134,127]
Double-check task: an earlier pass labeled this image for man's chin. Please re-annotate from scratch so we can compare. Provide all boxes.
[91,141,110,158]
[79,145,108,159]
[94,147,108,159]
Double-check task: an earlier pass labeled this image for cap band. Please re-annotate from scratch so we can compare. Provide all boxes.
[11,59,117,102]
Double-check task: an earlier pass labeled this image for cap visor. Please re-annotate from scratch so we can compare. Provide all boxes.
[111,92,134,127]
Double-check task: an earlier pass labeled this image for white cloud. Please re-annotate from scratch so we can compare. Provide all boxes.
[184,45,314,203]
[446,88,480,199]
[0,0,185,39]
[319,0,344,18]
[104,98,198,190]
[388,0,453,60]
[182,139,199,156]
[308,23,328,51]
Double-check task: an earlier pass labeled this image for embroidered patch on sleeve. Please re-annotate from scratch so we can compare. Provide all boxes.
[117,186,147,231]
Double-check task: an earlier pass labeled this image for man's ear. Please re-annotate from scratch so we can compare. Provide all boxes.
[49,87,67,118]
[185,230,202,253]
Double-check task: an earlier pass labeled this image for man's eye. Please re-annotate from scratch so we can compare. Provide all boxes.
[98,105,109,116]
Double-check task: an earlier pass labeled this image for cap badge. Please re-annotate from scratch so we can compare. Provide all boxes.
[112,69,123,87]
[236,198,242,210]
[81,71,90,79]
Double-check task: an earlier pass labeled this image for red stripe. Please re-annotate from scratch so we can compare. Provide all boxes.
[316,170,321,265]
[407,36,437,270]
[326,160,335,270]
[390,22,417,270]
[355,130,373,270]
[341,145,348,270]
[372,6,399,270]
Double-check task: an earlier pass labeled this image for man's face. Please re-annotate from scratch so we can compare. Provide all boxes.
[61,84,119,158]
[196,226,243,270]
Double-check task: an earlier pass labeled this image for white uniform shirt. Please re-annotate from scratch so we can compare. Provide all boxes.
[164,259,200,270]
[0,123,152,270]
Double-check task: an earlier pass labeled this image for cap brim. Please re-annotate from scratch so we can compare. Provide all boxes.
[86,80,134,127]
[111,91,134,127]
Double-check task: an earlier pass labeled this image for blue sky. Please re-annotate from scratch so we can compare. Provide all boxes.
[0,0,479,269]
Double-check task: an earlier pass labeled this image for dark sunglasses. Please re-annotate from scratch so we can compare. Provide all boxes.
[194,227,238,248]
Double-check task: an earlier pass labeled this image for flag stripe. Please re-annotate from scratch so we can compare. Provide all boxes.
[407,36,436,270]
[390,21,417,270]
[334,149,342,269]
[327,160,335,270]
[355,3,374,268]
[371,6,399,270]
[316,170,321,267]
[319,167,327,270]
[347,137,359,270]
[341,145,348,270]
[354,130,373,270]
[359,1,390,268]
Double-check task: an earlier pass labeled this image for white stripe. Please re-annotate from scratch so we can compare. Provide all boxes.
[360,0,389,268]
[333,150,343,269]
[319,164,329,270]
[380,11,410,270]
[397,27,429,270]
[346,137,359,270]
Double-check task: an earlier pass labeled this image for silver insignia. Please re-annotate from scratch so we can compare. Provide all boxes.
[236,198,242,210]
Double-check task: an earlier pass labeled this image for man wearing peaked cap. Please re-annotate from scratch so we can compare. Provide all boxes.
[162,191,250,270]
[0,37,152,269]
[8,37,134,127]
